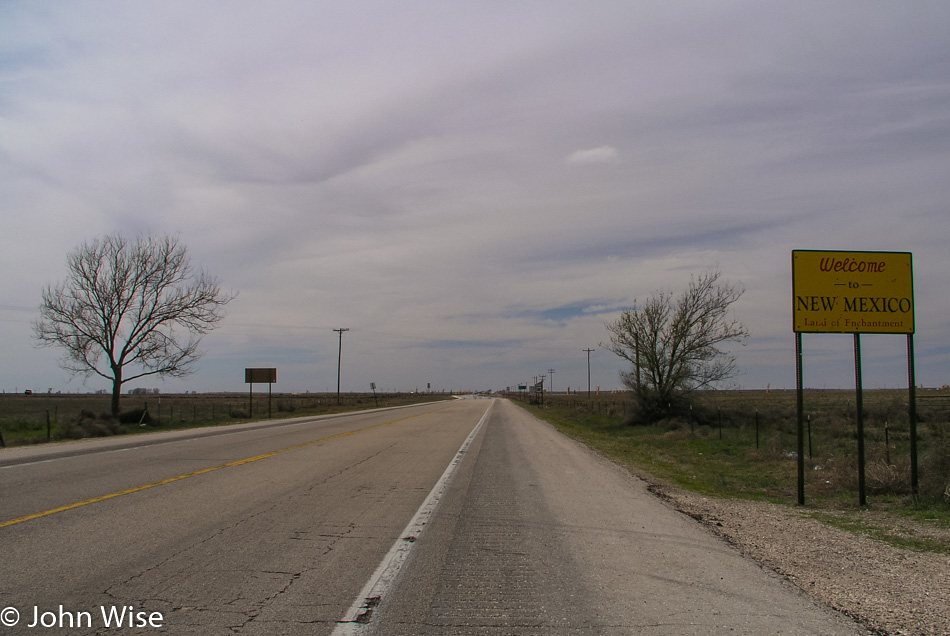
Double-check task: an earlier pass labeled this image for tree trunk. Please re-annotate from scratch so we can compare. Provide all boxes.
[111,367,123,419]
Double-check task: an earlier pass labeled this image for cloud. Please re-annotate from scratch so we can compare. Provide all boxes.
[565,145,619,165]
[2,3,950,393]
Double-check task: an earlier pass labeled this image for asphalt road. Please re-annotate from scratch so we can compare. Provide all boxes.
[0,398,869,635]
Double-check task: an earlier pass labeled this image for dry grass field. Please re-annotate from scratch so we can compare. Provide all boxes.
[5,386,947,510]
[522,387,950,513]
[0,391,454,446]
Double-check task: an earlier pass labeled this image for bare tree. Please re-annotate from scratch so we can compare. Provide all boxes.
[605,269,749,421]
[34,233,236,418]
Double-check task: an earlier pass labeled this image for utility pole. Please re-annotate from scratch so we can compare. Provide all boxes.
[334,328,349,405]
[547,368,555,393]
[583,348,594,397]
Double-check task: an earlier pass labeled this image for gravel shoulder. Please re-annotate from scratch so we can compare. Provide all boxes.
[647,481,950,635]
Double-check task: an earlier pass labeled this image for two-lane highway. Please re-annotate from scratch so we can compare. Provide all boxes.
[1,398,869,634]
[1,399,490,634]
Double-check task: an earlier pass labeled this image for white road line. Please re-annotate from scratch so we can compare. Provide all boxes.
[330,399,495,634]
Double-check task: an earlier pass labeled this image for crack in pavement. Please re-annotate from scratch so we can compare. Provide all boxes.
[102,442,399,601]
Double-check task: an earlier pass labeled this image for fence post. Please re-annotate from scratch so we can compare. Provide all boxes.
[884,420,890,465]
[47,410,51,440]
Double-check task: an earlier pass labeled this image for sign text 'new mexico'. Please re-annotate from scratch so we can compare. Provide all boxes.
[792,250,914,334]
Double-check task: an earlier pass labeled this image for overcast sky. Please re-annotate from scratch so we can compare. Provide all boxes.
[2,2,949,395]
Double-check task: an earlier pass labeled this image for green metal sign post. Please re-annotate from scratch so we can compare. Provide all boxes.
[792,250,916,506]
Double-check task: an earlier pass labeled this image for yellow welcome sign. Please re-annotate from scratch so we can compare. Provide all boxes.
[792,250,914,334]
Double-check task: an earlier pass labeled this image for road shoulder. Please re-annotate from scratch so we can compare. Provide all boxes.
[648,483,950,635]
[370,398,871,635]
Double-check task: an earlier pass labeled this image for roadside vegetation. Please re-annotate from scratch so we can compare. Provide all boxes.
[0,392,455,447]
[515,389,950,553]
[604,268,749,422]
[33,232,236,419]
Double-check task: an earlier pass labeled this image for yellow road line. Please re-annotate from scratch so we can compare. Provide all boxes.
[0,410,433,530]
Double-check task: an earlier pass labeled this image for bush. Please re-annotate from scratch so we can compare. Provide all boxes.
[635,391,693,424]
[865,458,912,495]
[55,411,127,439]
[118,408,153,425]
[866,397,904,424]
[920,421,950,501]
[82,416,125,437]
[656,417,688,433]
[56,420,85,440]
[81,419,114,437]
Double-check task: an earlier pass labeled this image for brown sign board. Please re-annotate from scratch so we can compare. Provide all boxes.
[792,250,914,334]
[245,368,277,383]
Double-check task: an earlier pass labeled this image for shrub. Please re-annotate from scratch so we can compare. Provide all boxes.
[656,417,688,433]
[865,458,912,495]
[58,411,128,439]
[81,419,113,437]
[919,421,950,501]
[118,408,152,425]
[56,420,85,440]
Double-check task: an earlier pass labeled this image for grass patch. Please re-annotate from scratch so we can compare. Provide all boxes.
[811,511,949,554]
[0,392,455,446]
[520,400,796,502]
[515,392,950,554]
[900,502,950,527]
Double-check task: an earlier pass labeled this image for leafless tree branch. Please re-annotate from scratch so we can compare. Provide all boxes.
[605,269,749,420]
[34,233,236,417]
